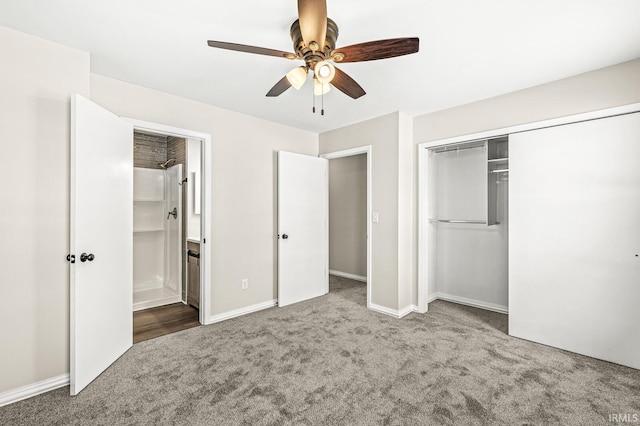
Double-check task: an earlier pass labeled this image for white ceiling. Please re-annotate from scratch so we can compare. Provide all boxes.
[1,0,639,133]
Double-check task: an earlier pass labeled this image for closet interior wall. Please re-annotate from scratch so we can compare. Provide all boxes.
[427,140,509,312]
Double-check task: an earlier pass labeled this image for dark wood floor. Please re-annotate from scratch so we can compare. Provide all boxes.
[133,303,200,344]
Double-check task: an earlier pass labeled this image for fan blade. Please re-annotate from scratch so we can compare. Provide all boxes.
[298,0,327,51]
[332,37,419,63]
[207,40,296,59]
[266,76,292,97]
[330,67,366,99]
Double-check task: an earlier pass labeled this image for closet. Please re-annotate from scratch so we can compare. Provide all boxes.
[425,137,509,312]
[421,107,640,370]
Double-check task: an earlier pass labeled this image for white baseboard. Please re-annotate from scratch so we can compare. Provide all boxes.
[205,299,277,325]
[426,294,439,304]
[369,303,418,319]
[399,304,419,318]
[0,374,69,408]
[329,270,367,283]
[428,292,509,314]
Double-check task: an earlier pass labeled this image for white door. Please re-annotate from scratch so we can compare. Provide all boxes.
[509,112,640,369]
[70,94,133,395]
[278,151,328,307]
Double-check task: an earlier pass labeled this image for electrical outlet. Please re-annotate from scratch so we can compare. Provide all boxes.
[241,279,248,290]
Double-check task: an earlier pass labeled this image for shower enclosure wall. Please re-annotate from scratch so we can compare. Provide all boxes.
[133,165,183,311]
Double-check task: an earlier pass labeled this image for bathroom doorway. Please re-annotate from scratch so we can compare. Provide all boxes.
[129,125,209,342]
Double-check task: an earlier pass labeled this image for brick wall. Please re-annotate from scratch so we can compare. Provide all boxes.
[167,136,186,173]
[133,131,167,169]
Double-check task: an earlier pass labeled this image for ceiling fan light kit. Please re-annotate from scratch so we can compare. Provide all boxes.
[314,60,335,84]
[314,79,331,96]
[286,66,308,90]
[207,0,419,114]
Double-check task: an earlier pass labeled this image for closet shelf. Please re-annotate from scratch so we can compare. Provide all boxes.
[487,157,508,163]
[428,219,498,225]
[490,168,509,174]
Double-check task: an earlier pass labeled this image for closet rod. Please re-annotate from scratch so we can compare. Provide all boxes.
[490,168,509,173]
[430,141,486,154]
[429,219,488,224]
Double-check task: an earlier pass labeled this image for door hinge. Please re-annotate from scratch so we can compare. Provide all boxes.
[66,254,76,264]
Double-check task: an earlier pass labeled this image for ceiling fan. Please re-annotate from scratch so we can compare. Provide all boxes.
[207,0,419,101]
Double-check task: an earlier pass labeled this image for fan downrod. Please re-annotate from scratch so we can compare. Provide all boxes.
[290,18,340,70]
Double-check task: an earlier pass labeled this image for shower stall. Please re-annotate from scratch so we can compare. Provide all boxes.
[133,164,183,311]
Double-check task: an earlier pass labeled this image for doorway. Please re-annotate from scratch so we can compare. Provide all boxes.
[417,136,509,315]
[131,131,204,342]
[128,119,212,328]
[321,146,372,309]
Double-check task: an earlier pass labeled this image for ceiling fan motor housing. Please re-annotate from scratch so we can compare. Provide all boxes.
[290,18,339,69]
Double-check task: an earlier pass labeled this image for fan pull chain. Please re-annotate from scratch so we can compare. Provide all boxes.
[312,87,316,113]
[321,86,325,116]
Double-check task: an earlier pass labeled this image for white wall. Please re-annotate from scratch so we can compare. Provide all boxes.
[328,155,367,277]
[0,26,90,393]
[186,138,201,241]
[90,74,318,316]
[321,114,399,309]
[397,112,414,310]
[414,58,640,143]
[428,147,508,310]
[320,113,414,313]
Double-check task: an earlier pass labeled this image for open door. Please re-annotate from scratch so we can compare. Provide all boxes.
[277,151,328,307]
[70,94,133,395]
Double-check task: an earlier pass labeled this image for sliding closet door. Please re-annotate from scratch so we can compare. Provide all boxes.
[509,112,640,369]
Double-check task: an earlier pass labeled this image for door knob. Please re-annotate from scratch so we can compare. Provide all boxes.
[80,253,95,262]
[282,234,289,239]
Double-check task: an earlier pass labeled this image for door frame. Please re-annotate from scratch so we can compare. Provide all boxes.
[125,118,212,325]
[320,146,372,309]
[416,101,640,314]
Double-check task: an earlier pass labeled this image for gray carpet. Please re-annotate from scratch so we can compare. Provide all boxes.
[2,276,639,425]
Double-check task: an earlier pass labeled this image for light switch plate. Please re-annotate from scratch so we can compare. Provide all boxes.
[372,212,379,223]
